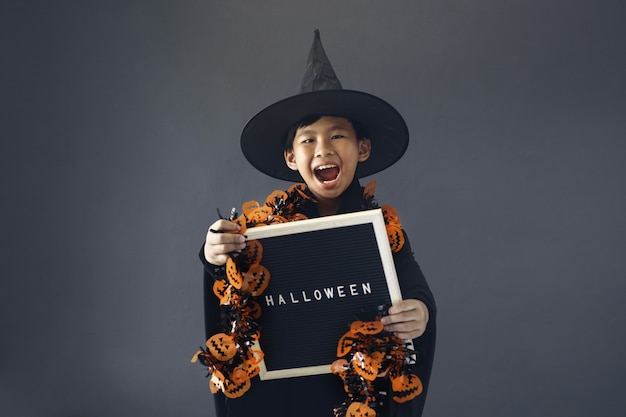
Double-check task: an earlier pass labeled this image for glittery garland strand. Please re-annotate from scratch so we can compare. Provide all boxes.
[192,181,414,410]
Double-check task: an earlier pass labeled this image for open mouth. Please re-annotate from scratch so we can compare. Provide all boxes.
[314,164,340,183]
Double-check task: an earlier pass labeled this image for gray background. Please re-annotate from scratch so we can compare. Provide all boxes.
[2,1,625,416]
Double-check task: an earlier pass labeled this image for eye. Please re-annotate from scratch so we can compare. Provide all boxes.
[331,134,345,140]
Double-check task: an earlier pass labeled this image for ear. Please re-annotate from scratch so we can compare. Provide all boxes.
[284,149,299,171]
[357,138,371,162]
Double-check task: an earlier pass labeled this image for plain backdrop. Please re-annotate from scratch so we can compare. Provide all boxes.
[2,1,625,416]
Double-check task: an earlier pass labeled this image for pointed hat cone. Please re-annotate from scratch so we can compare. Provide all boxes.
[300,29,342,92]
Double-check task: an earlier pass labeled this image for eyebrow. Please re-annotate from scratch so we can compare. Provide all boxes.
[296,125,350,138]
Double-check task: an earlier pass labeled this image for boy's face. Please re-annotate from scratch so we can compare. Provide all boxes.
[284,116,371,206]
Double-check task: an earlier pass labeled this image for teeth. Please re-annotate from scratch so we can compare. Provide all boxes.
[315,165,337,170]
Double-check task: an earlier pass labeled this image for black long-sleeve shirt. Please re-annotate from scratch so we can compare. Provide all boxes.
[199,180,436,417]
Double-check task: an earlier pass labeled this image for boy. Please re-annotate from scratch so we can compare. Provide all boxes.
[199,31,436,417]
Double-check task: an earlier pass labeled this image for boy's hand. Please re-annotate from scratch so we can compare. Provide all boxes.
[380,299,429,340]
[203,219,246,266]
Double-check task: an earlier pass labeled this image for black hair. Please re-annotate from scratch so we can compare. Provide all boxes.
[284,114,370,151]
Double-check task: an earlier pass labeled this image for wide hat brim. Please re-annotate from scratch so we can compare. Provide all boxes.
[240,89,409,182]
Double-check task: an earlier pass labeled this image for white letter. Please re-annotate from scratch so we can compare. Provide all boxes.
[349,284,358,296]
[265,295,274,306]
[337,285,346,297]
[362,282,372,295]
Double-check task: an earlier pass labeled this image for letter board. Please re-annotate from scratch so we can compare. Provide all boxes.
[243,209,404,380]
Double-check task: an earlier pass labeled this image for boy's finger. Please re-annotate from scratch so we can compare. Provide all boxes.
[209,219,241,233]
[387,299,417,315]
[207,234,246,248]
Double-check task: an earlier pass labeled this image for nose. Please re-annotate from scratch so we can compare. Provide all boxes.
[315,139,335,158]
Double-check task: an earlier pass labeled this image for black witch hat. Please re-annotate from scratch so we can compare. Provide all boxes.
[240,30,409,182]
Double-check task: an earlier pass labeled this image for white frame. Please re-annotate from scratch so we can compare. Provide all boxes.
[244,209,403,380]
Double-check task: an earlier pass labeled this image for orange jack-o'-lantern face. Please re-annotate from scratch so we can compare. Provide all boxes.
[390,373,423,403]
[352,351,381,381]
[386,224,405,253]
[206,333,237,362]
[240,264,270,296]
[239,240,263,268]
[236,350,263,379]
[222,377,251,399]
[226,257,243,289]
[346,401,376,417]
[212,279,228,300]
[350,320,384,335]
[242,361,261,379]
[337,332,355,357]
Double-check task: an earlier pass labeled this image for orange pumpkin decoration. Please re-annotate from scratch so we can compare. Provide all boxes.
[330,358,349,377]
[245,206,272,225]
[381,204,400,225]
[222,377,251,399]
[206,333,237,362]
[350,320,384,335]
[218,285,234,306]
[287,182,307,197]
[234,362,259,381]
[386,224,405,253]
[241,200,261,215]
[208,370,225,394]
[248,348,264,364]
[346,401,376,417]
[337,332,355,357]
[264,190,288,208]
[352,351,381,381]
[237,349,263,379]
[363,180,377,200]
[390,373,423,403]
[226,257,243,289]
[212,279,228,300]
[230,367,250,384]
[232,214,247,234]
[239,264,270,296]
[239,239,263,267]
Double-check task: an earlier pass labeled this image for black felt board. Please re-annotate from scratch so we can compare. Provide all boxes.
[244,209,403,379]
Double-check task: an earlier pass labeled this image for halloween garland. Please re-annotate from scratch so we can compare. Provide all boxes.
[331,318,422,417]
[192,181,422,414]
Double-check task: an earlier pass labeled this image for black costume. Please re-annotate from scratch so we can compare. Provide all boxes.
[200,180,436,417]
